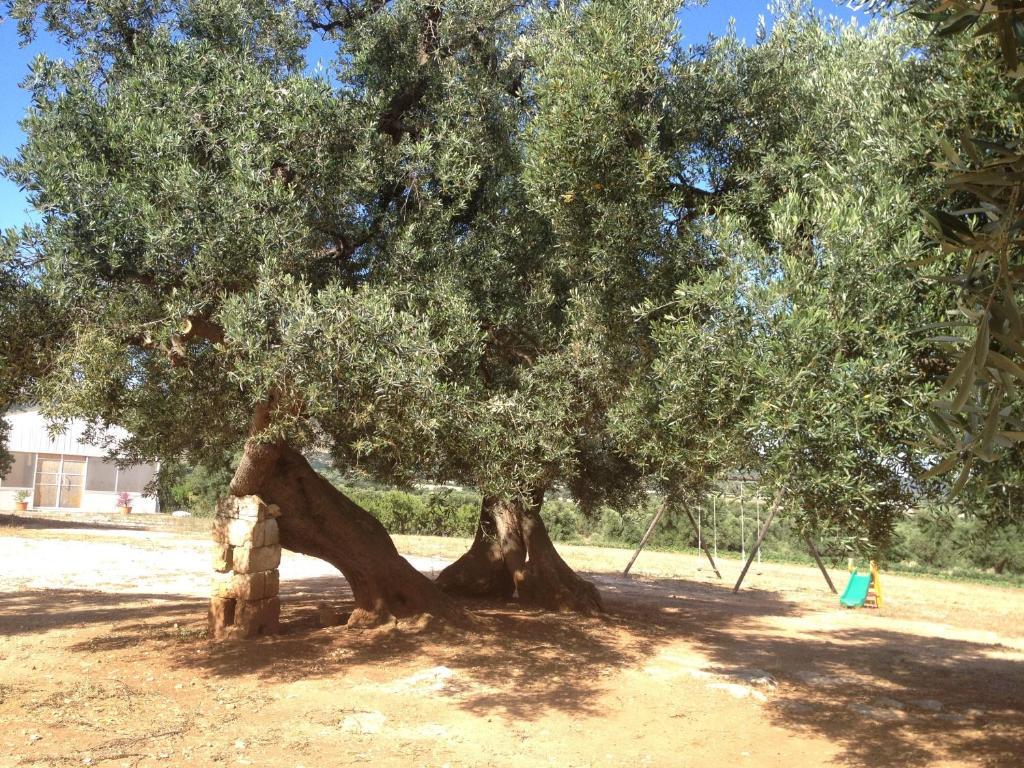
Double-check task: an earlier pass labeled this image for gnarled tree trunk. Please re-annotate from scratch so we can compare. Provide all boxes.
[231,437,462,627]
[436,490,602,614]
[434,497,515,600]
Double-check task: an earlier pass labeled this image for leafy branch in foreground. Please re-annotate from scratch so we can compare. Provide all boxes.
[870,1,1024,481]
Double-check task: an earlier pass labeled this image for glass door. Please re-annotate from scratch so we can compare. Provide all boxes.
[33,455,61,508]
[60,459,85,508]
[32,455,86,509]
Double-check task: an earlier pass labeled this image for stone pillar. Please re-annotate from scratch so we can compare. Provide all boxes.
[209,496,282,640]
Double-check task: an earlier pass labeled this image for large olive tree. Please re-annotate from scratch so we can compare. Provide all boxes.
[3,0,711,620]
[3,0,523,624]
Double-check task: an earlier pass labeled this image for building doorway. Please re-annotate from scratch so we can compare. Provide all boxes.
[33,454,86,509]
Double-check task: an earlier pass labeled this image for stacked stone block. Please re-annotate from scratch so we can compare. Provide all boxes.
[209,495,282,640]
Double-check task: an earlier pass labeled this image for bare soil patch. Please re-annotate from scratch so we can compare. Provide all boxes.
[0,515,1021,767]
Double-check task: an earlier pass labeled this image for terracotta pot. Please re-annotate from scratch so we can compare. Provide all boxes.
[119,505,132,515]
[14,501,28,512]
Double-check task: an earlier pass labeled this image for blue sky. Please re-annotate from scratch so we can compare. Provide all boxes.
[0,0,862,231]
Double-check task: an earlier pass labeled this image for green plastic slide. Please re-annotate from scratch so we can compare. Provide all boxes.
[840,572,872,608]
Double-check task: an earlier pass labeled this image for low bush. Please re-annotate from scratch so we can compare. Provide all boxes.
[160,462,1024,579]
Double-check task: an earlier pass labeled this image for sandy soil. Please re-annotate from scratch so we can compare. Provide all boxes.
[0,515,1021,768]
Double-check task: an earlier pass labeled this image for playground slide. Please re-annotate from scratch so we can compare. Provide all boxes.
[840,572,872,608]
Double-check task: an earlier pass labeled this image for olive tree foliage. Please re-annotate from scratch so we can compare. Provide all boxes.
[419,0,709,507]
[0,229,64,475]
[0,0,534,485]
[1,0,709,517]
[912,1,1024,482]
[0,246,21,474]
[857,1,1024,479]
[615,9,1014,551]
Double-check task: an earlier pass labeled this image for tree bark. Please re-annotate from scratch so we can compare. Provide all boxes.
[231,439,463,627]
[434,496,516,600]
[436,491,603,614]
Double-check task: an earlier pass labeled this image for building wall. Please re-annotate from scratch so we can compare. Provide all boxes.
[2,409,159,513]
[4,408,129,457]
[0,487,158,514]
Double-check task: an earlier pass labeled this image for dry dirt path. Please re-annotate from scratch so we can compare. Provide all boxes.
[0,516,1021,768]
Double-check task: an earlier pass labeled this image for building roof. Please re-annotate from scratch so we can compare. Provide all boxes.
[3,407,130,458]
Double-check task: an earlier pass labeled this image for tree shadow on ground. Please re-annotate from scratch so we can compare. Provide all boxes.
[14,567,1023,766]
[599,574,1024,768]
[0,588,207,636]
[161,572,802,722]
[763,628,1024,768]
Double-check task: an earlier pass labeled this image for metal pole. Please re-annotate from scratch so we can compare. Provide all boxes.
[740,483,745,562]
[734,489,784,593]
[805,534,837,594]
[713,495,718,559]
[697,504,702,558]
[756,495,761,565]
[684,506,722,579]
[623,500,668,576]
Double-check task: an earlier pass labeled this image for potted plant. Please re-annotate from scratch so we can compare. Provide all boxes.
[13,490,29,512]
[116,491,132,515]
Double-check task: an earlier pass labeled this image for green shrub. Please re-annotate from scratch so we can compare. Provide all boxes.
[541,500,583,542]
[346,487,479,537]
[161,461,234,517]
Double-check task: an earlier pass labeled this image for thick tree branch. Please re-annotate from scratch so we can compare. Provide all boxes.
[181,315,225,345]
[304,0,390,34]
[230,394,285,496]
[127,314,225,367]
[377,77,430,144]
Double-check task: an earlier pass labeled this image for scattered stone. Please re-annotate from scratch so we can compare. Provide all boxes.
[731,669,777,689]
[389,666,454,693]
[709,681,767,702]
[795,671,846,688]
[340,711,387,734]
[415,723,451,739]
[874,697,905,710]
[915,699,943,712]
[847,702,907,722]
[776,700,815,715]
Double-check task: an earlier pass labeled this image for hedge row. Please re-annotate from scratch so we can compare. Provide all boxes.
[164,464,1024,576]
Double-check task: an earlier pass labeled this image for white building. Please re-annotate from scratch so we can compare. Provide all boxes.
[0,408,159,513]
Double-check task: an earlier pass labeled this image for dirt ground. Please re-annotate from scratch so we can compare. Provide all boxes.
[0,514,1022,768]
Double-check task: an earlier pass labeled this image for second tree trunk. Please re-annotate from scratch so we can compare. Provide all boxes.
[436,491,603,614]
